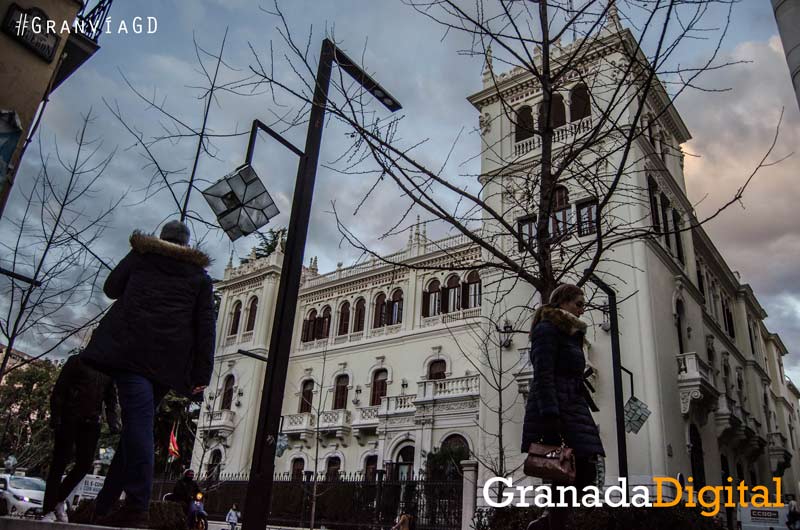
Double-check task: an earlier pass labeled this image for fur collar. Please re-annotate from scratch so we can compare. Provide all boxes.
[130,231,211,268]
[532,306,587,336]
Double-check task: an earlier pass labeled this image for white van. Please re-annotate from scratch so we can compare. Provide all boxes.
[65,475,105,509]
[737,505,789,530]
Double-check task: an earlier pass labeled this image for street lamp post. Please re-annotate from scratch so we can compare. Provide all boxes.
[240,39,400,530]
[586,272,628,479]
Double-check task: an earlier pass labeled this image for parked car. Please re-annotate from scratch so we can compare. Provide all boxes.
[0,474,45,516]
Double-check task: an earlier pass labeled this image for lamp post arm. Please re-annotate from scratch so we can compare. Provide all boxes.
[245,120,304,167]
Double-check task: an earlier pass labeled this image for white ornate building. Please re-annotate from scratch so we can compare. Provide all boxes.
[191,20,800,511]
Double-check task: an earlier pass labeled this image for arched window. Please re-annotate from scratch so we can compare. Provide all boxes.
[550,185,570,236]
[462,271,481,310]
[689,424,706,488]
[660,192,672,250]
[515,105,535,142]
[299,380,314,413]
[245,298,258,332]
[364,455,378,481]
[395,446,415,481]
[337,302,350,336]
[326,456,341,480]
[291,458,305,481]
[229,302,242,336]
[570,83,590,122]
[442,275,461,314]
[388,289,403,325]
[428,360,447,380]
[647,176,661,233]
[442,434,469,453]
[207,449,222,482]
[672,209,684,264]
[353,298,366,333]
[301,309,317,343]
[373,293,387,328]
[315,306,332,339]
[370,369,388,406]
[431,434,470,479]
[538,93,566,129]
[422,279,441,318]
[333,375,349,410]
[221,375,235,410]
[675,300,685,354]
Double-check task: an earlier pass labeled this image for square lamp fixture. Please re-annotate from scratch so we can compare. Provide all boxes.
[202,164,279,241]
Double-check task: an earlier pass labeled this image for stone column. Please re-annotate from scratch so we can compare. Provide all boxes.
[461,460,479,530]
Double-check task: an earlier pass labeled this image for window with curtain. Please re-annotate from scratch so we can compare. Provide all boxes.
[442,275,460,314]
[388,290,403,325]
[422,279,441,318]
[461,271,481,309]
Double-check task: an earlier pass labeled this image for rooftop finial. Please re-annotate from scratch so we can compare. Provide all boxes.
[227,250,234,269]
[607,0,621,30]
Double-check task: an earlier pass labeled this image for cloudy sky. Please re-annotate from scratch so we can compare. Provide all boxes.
[3,1,799,378]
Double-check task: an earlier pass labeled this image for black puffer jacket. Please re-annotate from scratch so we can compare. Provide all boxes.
[50,355,119,429]
[81,232,215,397]
[521,306,605,458]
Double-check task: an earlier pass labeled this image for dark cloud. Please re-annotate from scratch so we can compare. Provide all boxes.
[2,1,798,385]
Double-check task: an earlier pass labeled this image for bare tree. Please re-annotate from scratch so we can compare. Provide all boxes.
[0,111,123,384]
[247,0,783,307]
[102,29,262,236]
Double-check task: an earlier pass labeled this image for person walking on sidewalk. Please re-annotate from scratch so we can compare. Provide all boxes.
[41,355,120,523]
[522,284,605,530]
[225,503,240,530]
[81,221,216,528]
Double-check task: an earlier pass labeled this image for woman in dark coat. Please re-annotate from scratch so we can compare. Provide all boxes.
[522,284,604,530]
[81,221,215,528]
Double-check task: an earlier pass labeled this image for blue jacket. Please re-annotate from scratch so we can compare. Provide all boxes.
[521,306,605,458]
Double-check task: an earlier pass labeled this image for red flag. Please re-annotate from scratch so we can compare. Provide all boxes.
[168,423,180,460]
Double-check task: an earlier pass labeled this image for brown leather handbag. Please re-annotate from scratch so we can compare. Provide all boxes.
[524,441,576,484]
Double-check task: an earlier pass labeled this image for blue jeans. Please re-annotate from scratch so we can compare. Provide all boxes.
[95,372,167,514]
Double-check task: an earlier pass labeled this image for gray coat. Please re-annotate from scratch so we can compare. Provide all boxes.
[521,306,605,458]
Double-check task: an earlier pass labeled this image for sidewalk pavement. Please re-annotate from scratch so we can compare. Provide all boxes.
[1,517,309,530]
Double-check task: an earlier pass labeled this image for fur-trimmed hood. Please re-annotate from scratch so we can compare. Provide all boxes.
[532,305,587,336]
[130,231,211,268]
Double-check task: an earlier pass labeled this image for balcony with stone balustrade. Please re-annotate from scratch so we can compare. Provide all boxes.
[318,409,353,446]
[199,409,236,440]
[676,352,719,421]
[282,412,316,447]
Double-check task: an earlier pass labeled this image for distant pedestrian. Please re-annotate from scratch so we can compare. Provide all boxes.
[41,355,120,523]
[391,511,414,530]
[788,496,800,529]
[225,503,240,530]
[81,221,216,528]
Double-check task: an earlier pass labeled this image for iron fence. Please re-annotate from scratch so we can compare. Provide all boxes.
[154,471,463,530]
